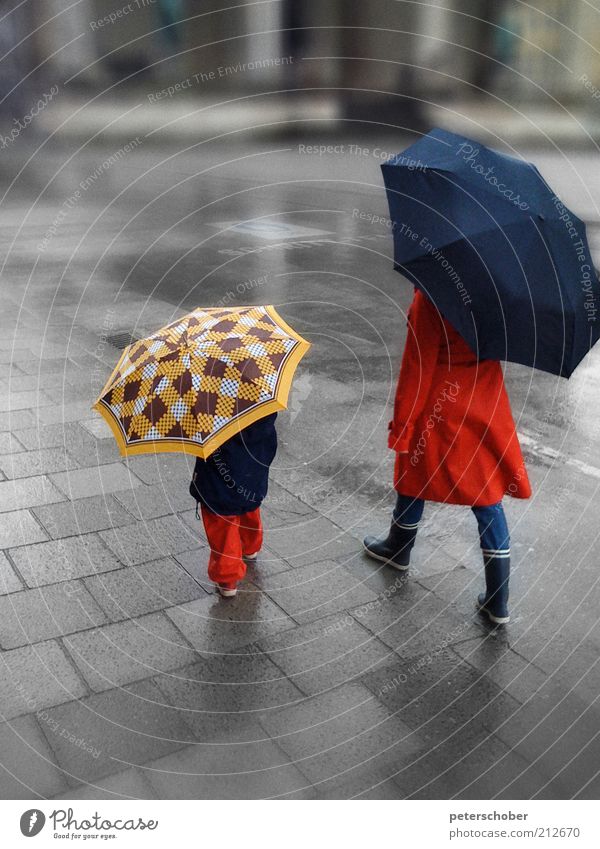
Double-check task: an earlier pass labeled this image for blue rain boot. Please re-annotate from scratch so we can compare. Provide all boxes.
[363,522,418,571]
[477,555,510,625]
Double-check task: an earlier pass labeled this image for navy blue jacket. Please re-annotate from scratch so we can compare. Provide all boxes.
[189,414,277,516]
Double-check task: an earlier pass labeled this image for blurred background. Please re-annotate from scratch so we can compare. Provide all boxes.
[3,0,600,144]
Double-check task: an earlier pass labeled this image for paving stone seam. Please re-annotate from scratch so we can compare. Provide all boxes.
[254,682,422,797]
[47,461,146,501]
[81,556,211,618]
[18,712,72,797]
[8,503,179,549]
[23,506,52,542]
[4,431,28,452]
[0,644,94,723]
[266,581,380,630]
[3,547,29,592]
[0,447,83,479]
[52,766,161,801]
[446,646,540,709]
[4,534,207,591]
[344,589,466,645]
[358,674,521,797]
[456,634,549,677]
[58,611,199,694]
[254,618,393,700]
[0,579,111,650]
[5,531,126,588]
[115,739,318,801]
[55,636,95,699]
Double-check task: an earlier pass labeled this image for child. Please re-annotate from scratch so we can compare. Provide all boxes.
[190,413,277,597]
[363,288,531,624]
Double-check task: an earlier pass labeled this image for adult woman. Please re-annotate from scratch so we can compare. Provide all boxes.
[364,288,531,624]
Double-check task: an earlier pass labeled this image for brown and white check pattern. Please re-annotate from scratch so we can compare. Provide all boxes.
[96,306,307,455]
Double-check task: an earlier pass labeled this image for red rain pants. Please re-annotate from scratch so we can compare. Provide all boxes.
[200,505,263,584]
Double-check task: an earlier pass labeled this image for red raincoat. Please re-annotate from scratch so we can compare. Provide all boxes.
[389,289,531,506]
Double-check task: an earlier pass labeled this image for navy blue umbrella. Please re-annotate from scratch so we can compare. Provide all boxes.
[381,128,600,377]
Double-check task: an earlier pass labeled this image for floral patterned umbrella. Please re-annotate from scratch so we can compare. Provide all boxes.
[93,305,310,459]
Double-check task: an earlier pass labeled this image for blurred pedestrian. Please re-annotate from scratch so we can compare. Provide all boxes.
[363,288,531,624]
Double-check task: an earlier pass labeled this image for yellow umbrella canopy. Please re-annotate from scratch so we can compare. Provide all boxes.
[93,305,310,459]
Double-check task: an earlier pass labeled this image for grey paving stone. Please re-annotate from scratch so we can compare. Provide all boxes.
[417,566,490,618]
[0,448,79,480]
[0,581,107,649]
[38,679,195,787]
[261,481,318,529]
[166,588,297,654]
[353,577,482,659]
[99,514,203,566]
[49,463,145,500]
[264,515,360,567]
[487,682,600,783]
[243,551,294,580]
[524,635,600,706]
[362,651,521,748]
[452,638,548,705]
[152,652,304,742]
[79,417,114,439]
[32,494,136,539]
[0,640,87,721]
[0,551,23,594]
[0,389,54,412]
[61,434,123,467]
[0,476,66,513]
[0,509,49,548]
[0,349,36,365]
[176,507,208,538]
[258,681,421,799]
[531,731,600,800]
[10,534,123,588]
[37,400,96,425]
[52,767,158,800]
[123,453,196,486]
[11,421,91,451]
[346,556,420,599]
[257,613,392,696]
[0,432,26,454]
[31,341,86,359]
[257,560,378,625]
[391,723,552,800]
[0,373,71,394]
[0,715,69,799]
[84,557,206,621]
[344,537,461,593]
[113,482,194,520]
[141,738,315,799]
[172,548,214,593]
[0,408,37,433]
[63,612,198,692]
[0,336,34,351]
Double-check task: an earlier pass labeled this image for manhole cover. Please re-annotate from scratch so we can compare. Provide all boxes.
[105,331,140,350]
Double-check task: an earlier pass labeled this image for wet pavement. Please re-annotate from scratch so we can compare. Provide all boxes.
[0,136,600,799]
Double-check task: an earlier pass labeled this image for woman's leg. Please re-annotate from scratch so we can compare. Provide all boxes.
[472,501,510,624]
[200,506,247,592]
[364,494,425,570]
[393,494,425,527]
